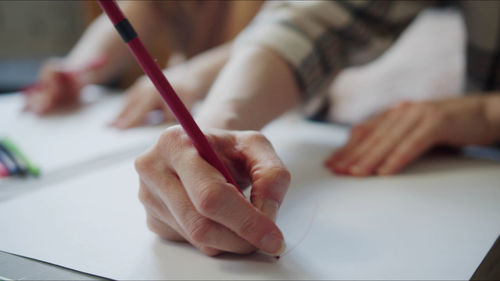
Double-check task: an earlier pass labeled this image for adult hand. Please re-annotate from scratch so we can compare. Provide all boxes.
[135,127,290,256]
[326,97,496,176]
[111,64,205,129]
[23,60,82,115]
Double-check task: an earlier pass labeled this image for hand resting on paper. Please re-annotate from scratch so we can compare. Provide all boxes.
[135,126,289,256]
[111,64,204,129]
[23,60,83,115]
[326,95,500,176]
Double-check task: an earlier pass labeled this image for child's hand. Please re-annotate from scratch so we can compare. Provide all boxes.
[325,97,496,176]
[135,127,289,256]
[23,60,82,115]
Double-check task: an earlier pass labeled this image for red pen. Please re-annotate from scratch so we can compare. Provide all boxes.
[0,161,8,178]
[97,0,240,192]
[22,55,107,94]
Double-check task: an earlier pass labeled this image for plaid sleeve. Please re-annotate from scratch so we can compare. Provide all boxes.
[233,0,430,100]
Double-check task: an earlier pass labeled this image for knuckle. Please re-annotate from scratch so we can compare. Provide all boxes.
[264,166,291,188]
[186,216,213,244]
[158,126,183,148]
[157,126,194,161]
[252,166,290,199]
[195,184,224,217]
[243,131,269,145]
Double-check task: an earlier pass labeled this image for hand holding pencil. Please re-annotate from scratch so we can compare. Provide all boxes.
[98,0,288,256]
[23,56,107,115]
[135,127,288,256]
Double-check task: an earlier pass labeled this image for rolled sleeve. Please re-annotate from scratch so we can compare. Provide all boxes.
[234,1,428,100]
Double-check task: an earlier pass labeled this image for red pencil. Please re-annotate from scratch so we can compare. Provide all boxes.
[0,161,8,178]
[97,0,240,191]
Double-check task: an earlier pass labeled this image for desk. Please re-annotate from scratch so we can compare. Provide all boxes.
[2,148,500,280]
[0,92,499,279]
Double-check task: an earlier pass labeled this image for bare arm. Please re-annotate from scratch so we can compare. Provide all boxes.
[65,1,169,85]
[112,42,233,129]
[196,46,301,130]
[24,1,170,114]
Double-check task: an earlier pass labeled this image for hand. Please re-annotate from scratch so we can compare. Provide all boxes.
[135,127,290,256]
[111,65,204,129]
[24,60,82,115]
[325,97,496,176]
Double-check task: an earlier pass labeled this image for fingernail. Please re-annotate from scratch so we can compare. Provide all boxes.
[260,233,286,256]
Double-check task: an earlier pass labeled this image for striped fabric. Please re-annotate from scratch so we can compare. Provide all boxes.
[234,0,500,100]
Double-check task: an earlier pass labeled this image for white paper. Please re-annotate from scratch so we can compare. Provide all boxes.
[0,87,165,199]
[0,117,499,280]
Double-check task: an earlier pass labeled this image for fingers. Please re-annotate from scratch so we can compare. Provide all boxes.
[325,111,388,173]
[235,131,291,222]
[333,110,401,175]
[376,116,437,175]
[327,102,442,177]
[111,79,171,129]
[24,62,81,115]
[111,89,148,129]
[136,146,256,255]
[344,105,422,176]
[156,170,257,254]
[138,127,288,256]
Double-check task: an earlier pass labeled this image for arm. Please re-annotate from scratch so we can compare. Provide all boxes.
[195,1,429,130]
[196,46,301,130]
[25,1,170,114]
[112,42,233,129]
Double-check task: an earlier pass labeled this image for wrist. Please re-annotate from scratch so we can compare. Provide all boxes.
[440,96,498,146]
[196,102,241,130]
[484,95,500,142]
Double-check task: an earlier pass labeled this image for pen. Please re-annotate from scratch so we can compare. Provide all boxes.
[0,158,8,178]
[97,0,240,191]
[0,138,40,177]
[0,145,21,176]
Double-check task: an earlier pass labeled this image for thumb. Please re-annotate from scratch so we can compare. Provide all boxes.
[236,132,291,221]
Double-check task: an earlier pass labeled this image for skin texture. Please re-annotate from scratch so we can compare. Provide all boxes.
[325,95,500,176]
[24,1,169,115]
[135,126,290,256]
[196,46,301,130]
[23,60,83,114]
[134,45,300,256]
[111,43,232,129]
[23,1,261,125]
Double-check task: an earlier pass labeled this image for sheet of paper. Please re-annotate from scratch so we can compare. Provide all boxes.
[0,87,165,199]
[0,117,499,279]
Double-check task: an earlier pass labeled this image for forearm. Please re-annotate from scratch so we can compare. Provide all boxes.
[180,42,233,101]
[196,46,301,130]
[64,1,168,86]
[484,94,500,142]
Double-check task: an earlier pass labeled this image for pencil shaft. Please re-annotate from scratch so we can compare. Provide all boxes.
[97,0,240,191]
